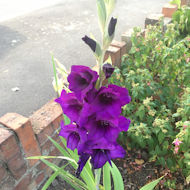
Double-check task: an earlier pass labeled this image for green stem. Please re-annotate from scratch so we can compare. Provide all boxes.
[98,50,106,87]
[95,168,102,190]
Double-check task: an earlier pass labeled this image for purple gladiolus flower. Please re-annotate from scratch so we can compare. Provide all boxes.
[81,114,130,142]
[68,65,98,101]
[55,89,82,122]
[55,64,131,177]
[90,144,126,169]
[108,17,117,36]
[103,63,115,79]
[59,121,81,150]
[82,84,131,118]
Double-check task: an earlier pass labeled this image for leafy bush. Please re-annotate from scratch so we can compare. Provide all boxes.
[172,6,190,38]
[109,20,190,185]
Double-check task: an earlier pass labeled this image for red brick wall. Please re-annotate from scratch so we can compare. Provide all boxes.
[0,99,63,190]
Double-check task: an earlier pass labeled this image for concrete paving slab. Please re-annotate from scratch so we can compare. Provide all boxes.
[0,0,169,117]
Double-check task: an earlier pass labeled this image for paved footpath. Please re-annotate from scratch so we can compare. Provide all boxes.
[0,0,169,117]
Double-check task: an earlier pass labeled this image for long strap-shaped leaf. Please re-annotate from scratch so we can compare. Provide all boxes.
[41,159,88,190]
[48,136,96,190]
[109,161,124,190]
[103,162,111,190]
[42,163,70,190]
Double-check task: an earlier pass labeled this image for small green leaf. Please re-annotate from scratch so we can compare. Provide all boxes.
[158,132,165,144]
[140,175,165,190]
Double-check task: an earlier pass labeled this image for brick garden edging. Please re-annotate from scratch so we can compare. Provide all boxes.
[0,100,63,190]
[0,1,189,190]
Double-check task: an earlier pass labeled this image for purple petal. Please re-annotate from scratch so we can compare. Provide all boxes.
[108,84,131,105]
[91,149,109,169]
[67,132,80,150]
[119,116,131,132]
[67,65,98,101]
[76,153,90,177]
[109,144,126,159]
[55,90,82,122]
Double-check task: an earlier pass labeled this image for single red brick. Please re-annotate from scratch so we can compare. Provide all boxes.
[35,172,45,185]
[14,173,32,190]
[0,127,20,161]
[41,140,54,156]
[111,40,127,59]
[0,162,8,182]
[36,125,54,146]
[0,175,15,190]
[0,113,41,167]
[7,153,27,180]
[52,132,61,144]
[162,3,178,18]
[51,115,62,131]
[145,13,164,28]
[30,99,62,145]
[36,161,47,171]
[49,147,60,156]
[104,46,121,67]
[28,181,37,190]
[45,166,53,177]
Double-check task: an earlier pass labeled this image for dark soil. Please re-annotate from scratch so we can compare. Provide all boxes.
[40,149,190,190]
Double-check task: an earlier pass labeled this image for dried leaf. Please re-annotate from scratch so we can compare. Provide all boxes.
[135,159,144,165]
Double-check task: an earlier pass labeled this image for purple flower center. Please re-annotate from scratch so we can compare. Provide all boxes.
[75,75,89,90]
[97,120,110,128]
[99,92,114,104]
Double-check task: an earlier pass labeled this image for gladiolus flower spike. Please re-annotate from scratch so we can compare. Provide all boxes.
[55,65,131,177]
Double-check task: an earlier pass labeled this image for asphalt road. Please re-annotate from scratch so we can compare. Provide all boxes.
[0,0,169,117]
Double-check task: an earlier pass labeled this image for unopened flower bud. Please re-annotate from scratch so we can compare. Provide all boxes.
[103,63,115,79]
[108,17,117,36]
[82,35,96,52]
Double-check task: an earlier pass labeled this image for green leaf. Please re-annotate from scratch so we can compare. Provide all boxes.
[48,136,76,164]
[42,163,70,190]
[41,159,88,190]
[105,0,115,18]
[27,155,76,163]
[170,0,181,9]
[140,175,165,190]
[51,54,59,96]
[158,132,165,144]
[59,136,79,162]
[63,114,70,125]
[103,162,111,190]
[59,136,96,190]
[110,161,124,190]
[97,0,107,32]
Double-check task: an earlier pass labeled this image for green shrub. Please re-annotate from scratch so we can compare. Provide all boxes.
[172,6,190,38]
[109,21,190,184]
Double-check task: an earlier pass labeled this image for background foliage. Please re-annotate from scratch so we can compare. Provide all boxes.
[109,17,190,188]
